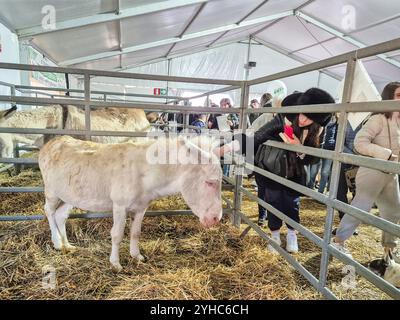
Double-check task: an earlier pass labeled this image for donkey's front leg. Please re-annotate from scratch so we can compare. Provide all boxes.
[110,204,127,272]
[130,209,146,262]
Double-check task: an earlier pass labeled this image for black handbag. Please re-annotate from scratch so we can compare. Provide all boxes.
[255,144,290,178]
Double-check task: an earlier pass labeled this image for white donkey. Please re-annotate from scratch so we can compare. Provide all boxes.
[38,135,223,271]
[0,105,150,158]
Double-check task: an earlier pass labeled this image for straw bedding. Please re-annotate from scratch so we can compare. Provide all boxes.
[0,168,392,300]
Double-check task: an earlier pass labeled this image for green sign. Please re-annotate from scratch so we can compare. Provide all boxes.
[273,87,285,95]
[28,47,65,86]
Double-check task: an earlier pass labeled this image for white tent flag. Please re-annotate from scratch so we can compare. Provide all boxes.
[337,60,382,130]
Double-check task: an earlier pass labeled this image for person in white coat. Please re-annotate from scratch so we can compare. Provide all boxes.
[333,82,400,262]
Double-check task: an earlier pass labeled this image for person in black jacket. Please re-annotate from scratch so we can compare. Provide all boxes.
[219,88,333,254]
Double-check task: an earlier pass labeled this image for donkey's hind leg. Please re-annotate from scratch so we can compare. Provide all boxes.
[44,196,62,250]
[54,203,75,251]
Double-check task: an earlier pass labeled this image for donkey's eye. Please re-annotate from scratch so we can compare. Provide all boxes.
[205,180,218,188]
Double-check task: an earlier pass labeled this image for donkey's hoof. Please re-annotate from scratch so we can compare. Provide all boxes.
[111,262,123,273]
[53,243,63,251]
[131,253,146,262]
[62,244,78,252]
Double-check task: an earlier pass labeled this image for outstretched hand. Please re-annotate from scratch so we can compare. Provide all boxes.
[214,140,241,157]
[280,132,301,145]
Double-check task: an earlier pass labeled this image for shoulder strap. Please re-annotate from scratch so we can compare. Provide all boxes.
[387,118,392,150]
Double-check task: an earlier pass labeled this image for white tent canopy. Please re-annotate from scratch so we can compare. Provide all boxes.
[0,0,399,101]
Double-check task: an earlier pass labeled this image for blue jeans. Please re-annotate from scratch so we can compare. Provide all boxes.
[318,158,333,193]
[306,162,321,189]
[223,164,230,177]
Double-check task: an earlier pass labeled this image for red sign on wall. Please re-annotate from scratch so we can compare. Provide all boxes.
[153,88,167,96]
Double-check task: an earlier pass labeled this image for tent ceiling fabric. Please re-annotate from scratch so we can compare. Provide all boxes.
[120,0,170,10]
[245,0,308,20]
[0,0,117,30]
[302,0,400,33]
[171,32,225,53]
[0,0,399,80]
[32,21,120,62]
[120,5,199,48]
[294,38,358,62]
[181,0,263,34]
[350,18,400,46]
[255,16,334,52]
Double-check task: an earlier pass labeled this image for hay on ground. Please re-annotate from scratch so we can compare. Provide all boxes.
[0,170,393,300]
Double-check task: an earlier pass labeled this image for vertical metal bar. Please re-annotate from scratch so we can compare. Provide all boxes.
[244,36,252,128]
[233,38,252,228]
[10,86,16,108]
[166,58,171,104]
[103,94,107,101]
[84,73,91,140]
[233,82,249,228]
[318,53,357,291]
[13,143,21,175]
[184,112,190,132]
[244,36,252,81]
[65,73,70,96]
[18,41,30,87]
[317,70,322,87]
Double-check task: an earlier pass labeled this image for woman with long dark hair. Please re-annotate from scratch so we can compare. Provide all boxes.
[333,82,400,261]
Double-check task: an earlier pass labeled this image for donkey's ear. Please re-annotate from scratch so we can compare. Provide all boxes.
[0,106,17,120]
[384,251,395,266]
[369,258,387,277]
[181,136,212,159]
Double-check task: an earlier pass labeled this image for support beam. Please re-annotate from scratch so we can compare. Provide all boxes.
[17,0,209,39]
[296,11,400,69]
[207,0,270,47]
[346,13,400,35]
[296,0,317,11]
[164,2,208,57]
[24,41,58,66]
[249,37,400,86]
[18,41,31,87]
[207,31,229,47]
[0,15,16,34]
[236,0,270,24]
[116,0,123,69]
[114,38,242,71]
[288,37,336,55]
[250,0,316,37]
[289,13,400,56]
[59,10,294,66]
[253,36,342,81]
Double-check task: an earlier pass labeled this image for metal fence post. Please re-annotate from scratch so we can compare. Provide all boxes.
[10,86,16,108]
[318,53,357,292]
[13,144,21,175]
[84,73,91,141]
[233,83,249,228]
[184,112,189,132]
